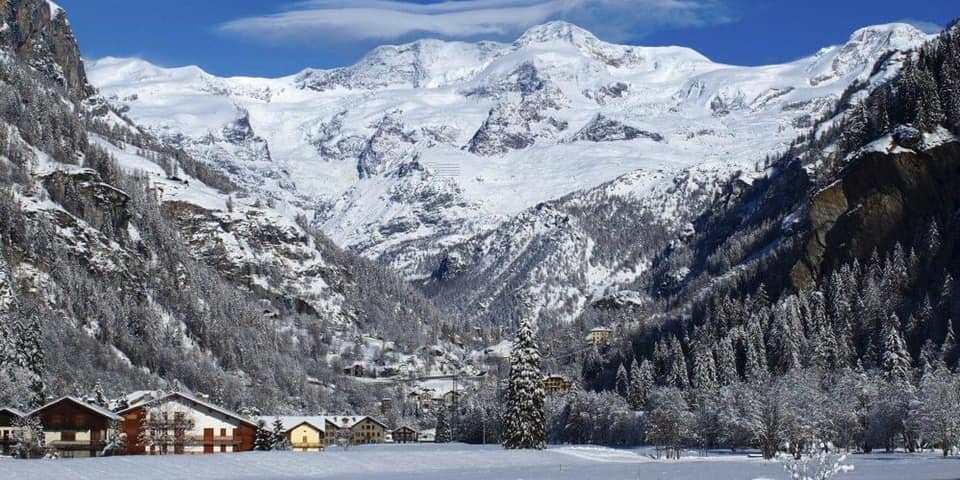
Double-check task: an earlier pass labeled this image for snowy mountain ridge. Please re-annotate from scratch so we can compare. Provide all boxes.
[84,21,929,325]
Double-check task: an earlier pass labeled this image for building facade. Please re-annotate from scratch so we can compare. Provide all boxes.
[586,327,613,345]
[287,420,324,452]
[0,407,24,455]
[391,425,418,443]
[544,375,574,395]
[31,397,122,458]
[119,392,256,455]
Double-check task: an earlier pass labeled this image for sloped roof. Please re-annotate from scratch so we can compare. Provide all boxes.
[258,416,326,433]
[29,396,122,421]
[324,415,388,430]
[117,391,256,427]
[0,406,25,418]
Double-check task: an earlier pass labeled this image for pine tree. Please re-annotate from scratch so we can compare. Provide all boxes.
[667,336,689,389]
[435,406,451,443]
[502,318,545,450]
[691,343,718,393]
[18,310,45,408]
[627,359,644,409]
[715,335,738,386]
[254,420,273,451]
[115,391,129,411]
[941,321,956,367]
[615,362,629,397]
[94,380,109,410]
[271,417,287,450]
[882,314,912,382]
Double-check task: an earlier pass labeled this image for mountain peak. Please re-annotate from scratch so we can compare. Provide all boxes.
[514,21,599,47]
[846,22,929,50]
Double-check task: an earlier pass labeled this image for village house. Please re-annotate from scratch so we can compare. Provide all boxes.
[391,425,418,443]
[443,390,463,405]
[343,363,365,377]
[544,375,574,395]
[118,391,256,455]
[31,396,123,458]
[0,407,24,455]
[259,416,326,452]
[323,416,388,446]
[586,326,613,345]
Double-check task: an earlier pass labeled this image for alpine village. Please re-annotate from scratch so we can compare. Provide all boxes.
[3,0,960,479]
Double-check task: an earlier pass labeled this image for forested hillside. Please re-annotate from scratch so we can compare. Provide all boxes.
[0,0,455,415]
[560,20,960,455]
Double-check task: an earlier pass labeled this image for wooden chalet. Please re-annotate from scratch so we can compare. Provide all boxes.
[0,407,24,455]
[391,425,418,443]
[30,396,123,458]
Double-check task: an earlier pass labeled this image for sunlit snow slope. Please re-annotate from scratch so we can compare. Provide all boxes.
[85,21,929,272]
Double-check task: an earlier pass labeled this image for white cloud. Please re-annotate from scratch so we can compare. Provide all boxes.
[219,0,733,44]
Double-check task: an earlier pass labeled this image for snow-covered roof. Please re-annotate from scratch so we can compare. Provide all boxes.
[29,396,122,421]
[258,416,327,433]
[0,406,25,418]
[117,391,256,427]
[254,414,389,431]
[589,327,613,333]
[112,390,164,410]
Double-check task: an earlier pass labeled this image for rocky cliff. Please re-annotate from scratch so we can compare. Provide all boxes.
[0,0,90,98]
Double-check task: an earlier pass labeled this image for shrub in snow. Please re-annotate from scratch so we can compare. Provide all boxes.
[778,444,853,480]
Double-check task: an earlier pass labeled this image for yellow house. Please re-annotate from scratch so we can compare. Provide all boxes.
[287,420,325,452]
[586,327,613,345]
[544,375,574,395]
[259,416,327,452]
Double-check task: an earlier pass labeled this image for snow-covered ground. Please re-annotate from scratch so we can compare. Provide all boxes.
[4,444,959,480]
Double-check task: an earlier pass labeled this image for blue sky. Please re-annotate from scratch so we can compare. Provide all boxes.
[60,0,956,77]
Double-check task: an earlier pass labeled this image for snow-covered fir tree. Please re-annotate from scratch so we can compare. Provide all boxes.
[254,420,273,451]
[435,406,451,443]
[94,380,109,410]
[882,314,912,382]
[502,318,545,450]
[614,362,628,397]
[271,417,287,450]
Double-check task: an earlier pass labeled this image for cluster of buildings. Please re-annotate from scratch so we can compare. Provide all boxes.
[0,391,417,459]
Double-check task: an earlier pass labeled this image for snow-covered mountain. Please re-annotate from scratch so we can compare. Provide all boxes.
[85,22,928,273]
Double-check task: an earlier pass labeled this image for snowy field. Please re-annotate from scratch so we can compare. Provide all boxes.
[4,444,959,480]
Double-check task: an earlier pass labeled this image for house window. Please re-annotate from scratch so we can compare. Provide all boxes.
[61,431,76,442]
[220,428,227,437]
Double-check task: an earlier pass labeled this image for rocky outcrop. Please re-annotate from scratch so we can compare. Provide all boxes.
[570,114,663,143]
[357,110,417,178]
[792,140,960,287]
[0,0,91,98]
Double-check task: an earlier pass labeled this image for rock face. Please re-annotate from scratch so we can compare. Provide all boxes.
[0,0,91,98]
[792,140,960,287]
[570,114,662,143]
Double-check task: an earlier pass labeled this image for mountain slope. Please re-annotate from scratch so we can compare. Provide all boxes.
[0,0,462,413]
[85,21,929,281]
